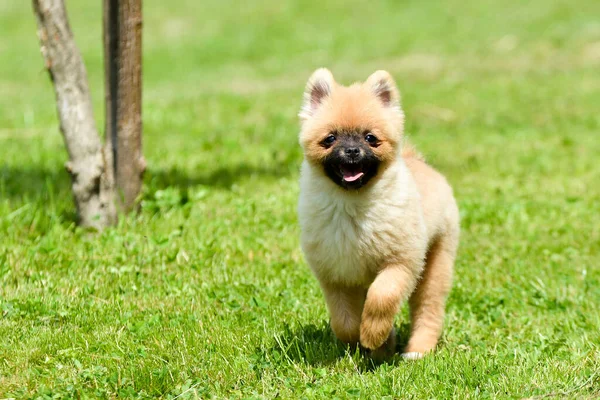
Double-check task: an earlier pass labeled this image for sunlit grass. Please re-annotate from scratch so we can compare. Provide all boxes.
[1,0,599,398]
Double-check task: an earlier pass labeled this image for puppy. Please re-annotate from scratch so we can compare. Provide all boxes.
[297,69,459,359]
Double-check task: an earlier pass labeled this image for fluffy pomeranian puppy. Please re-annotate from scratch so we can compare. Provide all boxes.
[298,69,459,359]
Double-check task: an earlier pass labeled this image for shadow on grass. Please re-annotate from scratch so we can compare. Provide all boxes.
[1,162,295,229]
[0,166,78,225]
[265,321,413,371]
[1,161,297,202]
[145,162,296,192]
[1,166,70,202]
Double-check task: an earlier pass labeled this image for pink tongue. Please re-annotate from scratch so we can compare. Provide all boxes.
[343,171,364,182]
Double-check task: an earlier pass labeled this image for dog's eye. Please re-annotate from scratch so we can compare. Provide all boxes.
[365,133,378,145]
[323,134,336,146]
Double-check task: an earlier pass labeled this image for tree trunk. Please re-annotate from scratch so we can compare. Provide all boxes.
[104,0,145,212]
[32,0,116,229]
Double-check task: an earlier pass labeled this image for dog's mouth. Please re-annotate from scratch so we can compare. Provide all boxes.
[322,147,380,190]
[339,164,365,183]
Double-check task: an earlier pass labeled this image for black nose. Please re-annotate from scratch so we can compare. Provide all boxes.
[345,147,360,157]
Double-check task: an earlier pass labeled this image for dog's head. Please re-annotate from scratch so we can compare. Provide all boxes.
[299,68,405,190]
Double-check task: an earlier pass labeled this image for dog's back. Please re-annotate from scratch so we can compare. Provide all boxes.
[403,151,460,252]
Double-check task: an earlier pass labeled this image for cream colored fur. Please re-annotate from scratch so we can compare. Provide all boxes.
[298,68,460,359]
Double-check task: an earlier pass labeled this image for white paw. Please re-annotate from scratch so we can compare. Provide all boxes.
[401,352,423,360]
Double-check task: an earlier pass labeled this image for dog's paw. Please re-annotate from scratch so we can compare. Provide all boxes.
[359,316,393,350]
[400,351,424,361]
[404,339,436,358]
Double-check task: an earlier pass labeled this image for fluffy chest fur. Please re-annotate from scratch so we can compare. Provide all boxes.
[299,159,426,287]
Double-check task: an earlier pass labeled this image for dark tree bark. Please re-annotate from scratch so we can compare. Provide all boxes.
[32,0,116,229]
[104,0,146,212]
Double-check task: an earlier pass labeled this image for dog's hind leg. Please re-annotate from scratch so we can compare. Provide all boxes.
[404,236,456,358]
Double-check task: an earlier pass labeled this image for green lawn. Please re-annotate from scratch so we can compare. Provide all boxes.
[1,0,600,398]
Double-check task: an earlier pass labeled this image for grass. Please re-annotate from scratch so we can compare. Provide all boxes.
[1,0,600,398]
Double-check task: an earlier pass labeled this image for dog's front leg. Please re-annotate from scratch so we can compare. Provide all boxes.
[360,265,416,351]
[321,283,366,345]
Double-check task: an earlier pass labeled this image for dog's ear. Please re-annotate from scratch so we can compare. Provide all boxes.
[366,70,400,108]
[299,68,335,122]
